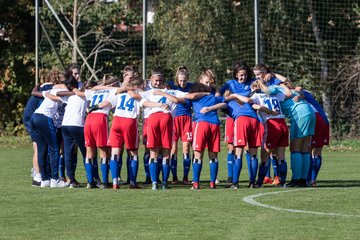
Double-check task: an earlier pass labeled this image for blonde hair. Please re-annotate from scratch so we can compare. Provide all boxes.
[46,69,63,84]
[174,66,189,87]
[198,69,216,87]
[251,79,270,95]
[102,75,119,86]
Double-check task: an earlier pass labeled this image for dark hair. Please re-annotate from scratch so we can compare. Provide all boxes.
[63,74,78,91]
[85,80,98,89]
[232,61,252,80]
[253,63,271,73]
[151,67,164,77]
[189,82,212,93]
[129,76,144,87]
[66,63,80,72]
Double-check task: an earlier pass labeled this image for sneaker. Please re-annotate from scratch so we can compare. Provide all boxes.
[286,179,299,188]
[50,179,70,188]
[151,182,158,190]
[272,176,280,185]
[143,177,152,184]
[298,179,307,187]
[183,177,190,185]
[129,184,142,189]
[41,180,50,188]
[210,181,216,189]
[112,184,120,190]
[226,176,233,183]
[161,182,168,190]
[30,168,35,178]
[215,179,220,184]
[311,181,317,187]
[171,176,179,184]
[248,182,255,188]
[94,178,102,188]
[263,177,273,184]
[98,183,109,189]
[254,183,263,188]
[230,184,238,189]
[191,182,199,190]
[86,182,96,189]
[69,179,81,188]
[32,179,41,187]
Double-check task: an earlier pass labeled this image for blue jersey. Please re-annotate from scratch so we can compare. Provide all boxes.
[302,90,329,125]
[266,77,282,86]
[191,95,224,125]
[23,84,54,118]
[220,79,254,97]
[226,100,258,120]
[168,80,192,117]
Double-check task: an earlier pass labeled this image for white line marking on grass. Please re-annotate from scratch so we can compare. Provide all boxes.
[243,188,360,218]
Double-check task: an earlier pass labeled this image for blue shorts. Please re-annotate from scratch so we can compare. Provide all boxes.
[290,105,316,140]
[23,115,36,142]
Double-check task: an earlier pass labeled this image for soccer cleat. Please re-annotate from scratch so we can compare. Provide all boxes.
[69,179,81,188]
[209,181,216,189]
[171,176,179,185]
[98,183,109,189]
[94,178,102,188]
[161,182,169,190]
[298,179,307,187]
[272,176,280,185]
[40,180,50,188]
[215,179,220,184]
[286,179,299,188]
[143,177,152,184]
[311,181,317,187]
[50,179,70,188]
[254,183,263,188]
[263,177,273,184]
[248,182,255,188]
[112,184,120,190]
[191,182,199,190]
[32,179,41,187]
[151,182,158,190]
[226,177,232,183]
[86,182,96,189]
[129,184,142,189]
[183,177,190,185]
[230,184,238,189]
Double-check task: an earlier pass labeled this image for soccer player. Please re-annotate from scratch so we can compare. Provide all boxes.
[31,71,78,187]
[167,66,193,184]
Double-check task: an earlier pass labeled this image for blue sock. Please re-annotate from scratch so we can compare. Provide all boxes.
[256,162,268,185]
[266,157,271,178]
[109,159,119,184]
[232,157,243,185]
[157,154,163,181]
[245,152,251,181]
[301,152,311,179]
[59,155,65,178]
[85,158,93,183]
[192,159,202,183]
[143,152,150,178]
[149,158,158,183]
[162,158,170,184]
[278,160,287,185]
[100,158,109,184]
[312,155,322,181]
[290,152,302,180]
[250,156,258,183]
[307,156,314,182]
[126,154,131,183]
[209,158,218,183]
[130,155,139,184]
[183,153,191,178]
[227,150,235,178]
[170,154,178,179]
[92,158,100,180]
[271,156,279,177]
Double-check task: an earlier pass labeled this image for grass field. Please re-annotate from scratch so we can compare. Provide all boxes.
[0,141,360,239]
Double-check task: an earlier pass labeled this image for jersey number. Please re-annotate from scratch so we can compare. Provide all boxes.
[264,98,280,111]
[117,95,135,111]
[91,94,104,106]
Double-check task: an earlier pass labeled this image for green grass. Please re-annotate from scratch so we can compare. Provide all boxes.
[0,144,360,239]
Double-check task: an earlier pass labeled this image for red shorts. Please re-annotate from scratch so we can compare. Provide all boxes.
[142,118,148,145]
[224,116,234,143]
[108,116,138,150]
[234,116,261,148]
[173,115,193,142]
[146,112,173,149]
[263,118,289,149]
[192,121,221,152]
[311,112,330,147]
[84,113,108,147]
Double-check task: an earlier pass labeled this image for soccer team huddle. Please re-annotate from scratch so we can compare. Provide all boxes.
[23,61,330,190]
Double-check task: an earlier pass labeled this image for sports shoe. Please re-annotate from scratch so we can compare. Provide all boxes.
[191,182,199,190]
[272,176,280,185]
[210,181,216,189]
[94,178,102,188]
[50,179,70,188]
[229,184,238,189]
[298,179,307,187]
[129,184,142,189]
[143,177,152,184]
[311,181,317,187]
[215,178,220,184]
[161,182,168,190]
[254,183,263,188]
[32,179,41,187]
[226,177,232,183]
[41,180,50,188]
[286,179,299,188]
[86,182,96,189]
[248,182,255,188]
[112,184,120,190]
[98,183,109,189]
[183,177,190,185]
[69,179,81,188]
[263,177,273,184]
[171,176,179,184]
[151,182,158,190]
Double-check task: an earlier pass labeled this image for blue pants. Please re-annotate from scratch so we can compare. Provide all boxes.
[62,126,86,182]
[31,113,60,181]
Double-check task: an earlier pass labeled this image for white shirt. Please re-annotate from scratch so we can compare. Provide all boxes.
[108,92,140,119]
[61,95,87,127]
[251,92,286,122]
[34,88,67,119]
[84,89,116,115]
[139,89,186,117]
